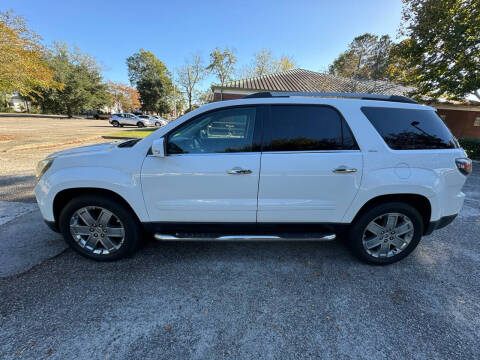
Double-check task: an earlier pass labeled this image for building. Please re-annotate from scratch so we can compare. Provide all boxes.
[211,68,480,139]
[5,93,31,112]
[435,102,480,139]
[211,69,412,101]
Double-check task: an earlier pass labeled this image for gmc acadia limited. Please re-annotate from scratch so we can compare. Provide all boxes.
[34,92,472,264]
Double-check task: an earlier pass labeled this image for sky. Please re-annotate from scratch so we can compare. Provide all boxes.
[6,0,404,90]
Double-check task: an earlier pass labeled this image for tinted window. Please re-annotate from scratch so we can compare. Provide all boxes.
[167,107,257,154]
[361,107,457,150]
[263,105,358,151]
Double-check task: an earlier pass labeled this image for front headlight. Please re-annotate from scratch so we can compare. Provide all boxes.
[35,158,55,179]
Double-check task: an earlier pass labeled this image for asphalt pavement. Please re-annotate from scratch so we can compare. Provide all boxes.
[0,166,479,359]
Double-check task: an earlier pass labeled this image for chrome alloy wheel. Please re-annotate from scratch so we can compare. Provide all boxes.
[362,212,415,258]
[70,206,125,255]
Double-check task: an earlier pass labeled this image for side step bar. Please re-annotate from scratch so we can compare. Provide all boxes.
[154,233,336,241]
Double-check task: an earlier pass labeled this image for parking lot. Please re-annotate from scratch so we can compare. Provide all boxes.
[1,116,479,359]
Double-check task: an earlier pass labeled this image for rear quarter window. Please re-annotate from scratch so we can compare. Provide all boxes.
[361,107,457,150]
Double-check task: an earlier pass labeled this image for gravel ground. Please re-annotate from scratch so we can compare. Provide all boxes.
[0,167,479,359]
[1,116,479,359]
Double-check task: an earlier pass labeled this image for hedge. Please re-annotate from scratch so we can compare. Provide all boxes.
[459,138,480,160]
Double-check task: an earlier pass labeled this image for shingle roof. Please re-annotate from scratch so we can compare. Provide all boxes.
[211,68,412,96]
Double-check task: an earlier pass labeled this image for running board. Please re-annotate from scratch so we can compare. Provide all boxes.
[153,233,336,241]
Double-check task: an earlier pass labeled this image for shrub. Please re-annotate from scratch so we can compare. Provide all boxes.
[459,138,480,160]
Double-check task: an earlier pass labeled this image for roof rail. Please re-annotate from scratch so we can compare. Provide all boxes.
[243,91,418,104]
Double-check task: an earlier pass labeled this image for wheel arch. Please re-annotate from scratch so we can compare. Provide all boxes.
[53,188,141,228]
[351,194,432,234]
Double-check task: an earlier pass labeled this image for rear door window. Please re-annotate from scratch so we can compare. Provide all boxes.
[262,105,358,151]
[361,107,457,150]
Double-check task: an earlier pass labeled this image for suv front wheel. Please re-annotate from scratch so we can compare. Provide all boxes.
[348,202,423,264]
[59,195,142,261]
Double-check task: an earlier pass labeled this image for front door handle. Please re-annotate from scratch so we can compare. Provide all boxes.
[227,167,252,175]
[332,167,357,173]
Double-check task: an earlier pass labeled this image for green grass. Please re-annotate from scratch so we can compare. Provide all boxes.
[109,128,156,138]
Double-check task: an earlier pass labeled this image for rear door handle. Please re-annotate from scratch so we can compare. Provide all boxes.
[332,167,357,173]
[227,167,252,175]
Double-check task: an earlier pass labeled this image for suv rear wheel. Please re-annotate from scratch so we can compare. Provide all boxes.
[59,195,142,261]
[348,202,423,264]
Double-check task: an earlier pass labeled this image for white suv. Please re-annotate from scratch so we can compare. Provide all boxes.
[109,113,154,127]
[35,92,472,264]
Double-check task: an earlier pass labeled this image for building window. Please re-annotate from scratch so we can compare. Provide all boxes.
[474,117,480,127]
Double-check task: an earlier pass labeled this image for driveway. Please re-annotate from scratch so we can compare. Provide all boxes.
[0,162,479,359]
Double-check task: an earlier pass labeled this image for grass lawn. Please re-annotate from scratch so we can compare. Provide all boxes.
[109,128,157,138]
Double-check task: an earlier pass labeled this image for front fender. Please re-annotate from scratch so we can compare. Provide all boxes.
[35,167,149,222]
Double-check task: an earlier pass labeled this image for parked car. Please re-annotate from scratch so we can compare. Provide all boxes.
[137,115,156,126]
[109,113,154,127]
[152,115,168,127]
[35,92,471,264]
[94,111,111,120]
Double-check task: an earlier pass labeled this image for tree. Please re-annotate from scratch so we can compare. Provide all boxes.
[126,49,172,113]
[136,77,170,115]
[195,88,213,106]
[166,83,186,117]
[106,82,140,112]
[207,46,236,101]
[274,56,296,72]
[177,53,206,112]
[0,11,60,104]
[32,42,110,117]
[239,49,296,78]
[250,49,276,76]
[328,33,395,92]
[397,0,480,100]
[329,33,393,82]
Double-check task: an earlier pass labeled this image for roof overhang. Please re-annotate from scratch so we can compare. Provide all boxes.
[432,103,480,112]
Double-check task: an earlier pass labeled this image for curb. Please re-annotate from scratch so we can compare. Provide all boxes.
[102,136,138,140]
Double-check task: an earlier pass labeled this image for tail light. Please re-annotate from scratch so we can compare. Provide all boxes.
[455,158,472,176]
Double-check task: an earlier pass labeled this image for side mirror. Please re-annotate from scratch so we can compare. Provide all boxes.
[151,138,166,157]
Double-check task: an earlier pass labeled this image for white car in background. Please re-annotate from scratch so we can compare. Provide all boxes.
[109,113,154,128]
[152,116,168,127]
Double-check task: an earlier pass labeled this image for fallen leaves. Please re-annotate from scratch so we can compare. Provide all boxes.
[165,325,172,331]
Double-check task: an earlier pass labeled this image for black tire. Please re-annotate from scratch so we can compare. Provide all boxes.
[137,122,144,128]
[111,120,119,127]
[155,121,160,127]
[348,202,423,265]
[59,194,142,261]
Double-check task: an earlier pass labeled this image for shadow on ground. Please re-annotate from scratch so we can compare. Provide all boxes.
[0,174,37,202]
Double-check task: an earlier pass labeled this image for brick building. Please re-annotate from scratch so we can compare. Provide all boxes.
[211,69,480,139]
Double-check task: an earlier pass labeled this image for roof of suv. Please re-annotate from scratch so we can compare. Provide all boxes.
[196,92,433,116]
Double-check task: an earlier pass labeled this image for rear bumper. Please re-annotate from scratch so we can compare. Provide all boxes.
[424,214,458,235]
